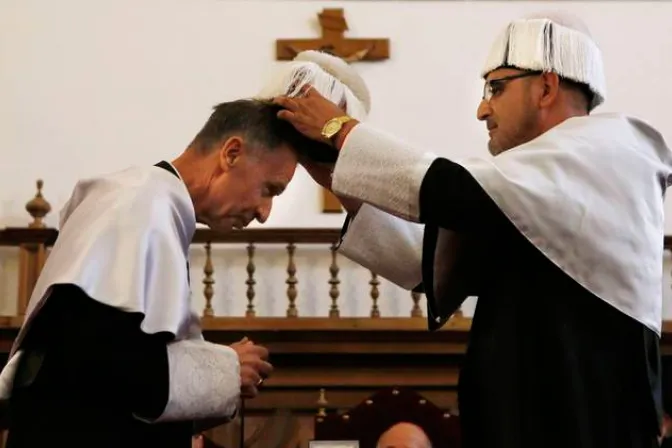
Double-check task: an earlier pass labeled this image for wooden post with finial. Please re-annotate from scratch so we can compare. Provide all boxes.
[17,179,52,315]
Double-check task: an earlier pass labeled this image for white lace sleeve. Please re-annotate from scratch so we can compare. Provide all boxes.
[338,204,424,290]
[146,339,241,423]
[332,123,436,222]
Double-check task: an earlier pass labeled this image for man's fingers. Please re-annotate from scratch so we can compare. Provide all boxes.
[273,96,297,110]
[257,360,273,377]
[243,357,273,376]
[241,366,261,386]
[277,109,295,122]
[244,344,269,360]
[230,337,251,350]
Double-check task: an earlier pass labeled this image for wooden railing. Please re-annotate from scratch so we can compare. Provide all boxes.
[0,180,448,327]
[3,179,672,332]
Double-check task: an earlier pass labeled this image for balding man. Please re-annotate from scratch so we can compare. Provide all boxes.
[376,422,432,448]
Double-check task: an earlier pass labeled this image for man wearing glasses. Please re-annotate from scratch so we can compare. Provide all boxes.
[275,11,671,448]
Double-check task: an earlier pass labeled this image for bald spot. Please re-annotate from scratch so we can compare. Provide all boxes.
[376,422,432,448]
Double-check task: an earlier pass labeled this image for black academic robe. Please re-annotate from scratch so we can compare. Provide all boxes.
[5,284,193,448]
[343,158,663,448]
[5,159,196,448]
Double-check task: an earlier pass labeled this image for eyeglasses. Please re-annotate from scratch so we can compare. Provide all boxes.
[482,71,542,102]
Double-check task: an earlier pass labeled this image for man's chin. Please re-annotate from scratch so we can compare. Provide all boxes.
[202,219,234,233]
[487,140,501,156]
[232,219,253,231]
[199,217,250,232]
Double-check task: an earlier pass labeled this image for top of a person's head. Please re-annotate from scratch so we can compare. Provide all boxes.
[177,98,310,231]
[256,50,370,122]
[481,11,606,111]
[189,97,317,157]
[376,422,432,448]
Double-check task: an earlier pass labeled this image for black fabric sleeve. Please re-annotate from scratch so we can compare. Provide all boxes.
[19,284,172,420]
[338,156,498,307]
[418,158,505,232]
[415,158,512,331]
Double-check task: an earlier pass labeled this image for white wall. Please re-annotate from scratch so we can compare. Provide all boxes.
[1,0,671,318]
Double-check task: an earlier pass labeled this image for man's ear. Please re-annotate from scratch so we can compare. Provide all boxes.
[539,72,561,108]
[219,136,244,171]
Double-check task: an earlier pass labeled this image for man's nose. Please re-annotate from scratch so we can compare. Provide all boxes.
[477,99,492,121]
[255,199,273,224]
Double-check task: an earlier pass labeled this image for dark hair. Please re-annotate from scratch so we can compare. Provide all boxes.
[190,98,335,161]
[559,77,594,113]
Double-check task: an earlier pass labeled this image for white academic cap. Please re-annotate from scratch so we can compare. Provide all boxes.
[481,11,607,110]
[256,50,371,121]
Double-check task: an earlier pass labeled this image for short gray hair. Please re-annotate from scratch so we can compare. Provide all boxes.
[190,98,316,156]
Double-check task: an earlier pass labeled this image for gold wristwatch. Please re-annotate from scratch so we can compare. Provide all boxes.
[321,116,353,140]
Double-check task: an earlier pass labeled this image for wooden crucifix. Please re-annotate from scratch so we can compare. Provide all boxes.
[276,8,390,213]
[276,8,390,63]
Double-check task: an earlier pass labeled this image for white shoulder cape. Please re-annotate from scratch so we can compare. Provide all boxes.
[332,113,672,335]
[19,165,197,350]
[0,165,241,422]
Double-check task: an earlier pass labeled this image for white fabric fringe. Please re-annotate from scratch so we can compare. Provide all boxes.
[482,18,606,110]
[257,50,370,121]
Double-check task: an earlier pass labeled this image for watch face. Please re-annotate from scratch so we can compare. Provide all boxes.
[324,121,340,137]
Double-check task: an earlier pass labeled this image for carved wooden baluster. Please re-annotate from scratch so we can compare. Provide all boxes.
[316,388,328,418]
[369,271,380,318]
[245,243,256,317]
[18,180,52,315]
[328,242,340,318]
[202,242,214,317]
[411,291,423,317]
[286,242,298,317]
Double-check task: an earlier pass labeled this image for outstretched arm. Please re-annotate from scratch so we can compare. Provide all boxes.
[332,123,502,231]
[300,158,424,290]
[275,86,502,232]
[276,88,505,329]
[300,132,495,294]
[330,125,503,329]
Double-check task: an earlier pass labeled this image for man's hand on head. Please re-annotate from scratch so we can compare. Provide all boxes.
[273,86,359,150]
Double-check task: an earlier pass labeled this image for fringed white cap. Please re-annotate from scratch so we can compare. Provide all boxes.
[256,50,370,121]
[481,11,606,110]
